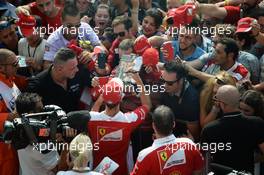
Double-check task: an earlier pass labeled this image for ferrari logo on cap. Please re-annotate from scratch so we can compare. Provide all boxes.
[160,151,168,161]
[99,128,106,136]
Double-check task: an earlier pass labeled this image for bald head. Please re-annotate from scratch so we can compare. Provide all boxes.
[0,48,15,64]
[153,105,175,136]
[215,85,240,108]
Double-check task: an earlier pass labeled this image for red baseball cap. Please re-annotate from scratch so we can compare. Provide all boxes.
[102,78,124,104]
[134,35,151,55]
[17,13,36,37]
[90,76,110,100]
[142,48,159,66]
[167,4,196,28]
[235,17,258,33]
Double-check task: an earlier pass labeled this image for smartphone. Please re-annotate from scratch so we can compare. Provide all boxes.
[132,56,143,72]
[175,55,182,63]
[98,52,107,69]
[18,56,27,67]
[162,41,174,61]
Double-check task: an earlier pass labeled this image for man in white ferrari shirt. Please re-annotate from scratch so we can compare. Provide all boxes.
[88,73,151,175]
[131,105,204,175]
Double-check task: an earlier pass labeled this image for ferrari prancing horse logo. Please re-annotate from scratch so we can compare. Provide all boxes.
[99,128,106,136]
[160,151,168,161]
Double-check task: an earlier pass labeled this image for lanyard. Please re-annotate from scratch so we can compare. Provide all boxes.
[27,39,42,58]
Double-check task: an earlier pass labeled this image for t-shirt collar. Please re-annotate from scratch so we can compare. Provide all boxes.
[153,134,176,147]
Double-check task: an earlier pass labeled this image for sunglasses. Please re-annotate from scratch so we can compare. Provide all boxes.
[160,77,180,86]
[65,23,81,28]
[215,77,227,85]
[113,31,126,38]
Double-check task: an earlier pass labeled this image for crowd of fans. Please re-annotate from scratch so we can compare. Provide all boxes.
[1,0,264,174]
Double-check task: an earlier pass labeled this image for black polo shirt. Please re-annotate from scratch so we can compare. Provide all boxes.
[27,65,92,113]
[160,81,200,136]
[200,112,264,173]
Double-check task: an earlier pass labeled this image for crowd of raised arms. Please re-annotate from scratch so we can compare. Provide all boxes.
[0,0,264,174]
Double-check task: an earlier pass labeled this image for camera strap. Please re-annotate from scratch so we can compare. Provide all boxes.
[50,120,57,142]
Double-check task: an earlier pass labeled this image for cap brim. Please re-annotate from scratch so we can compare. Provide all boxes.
[235,27,252,33]
[20,27,35,37]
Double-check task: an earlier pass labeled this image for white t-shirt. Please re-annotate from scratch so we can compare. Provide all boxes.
[57,169,103,175]
[18,37,46,66]
[18,144,59,175]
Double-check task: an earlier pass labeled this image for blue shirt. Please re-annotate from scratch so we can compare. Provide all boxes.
[0,2,17,18]
[160,40,206,62]
[44,22,101,62]
[199,35,214,53]
[238,51,260,83]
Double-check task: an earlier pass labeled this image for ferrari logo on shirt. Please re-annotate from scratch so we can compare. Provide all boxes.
[99,128,106,136]
[97,126,123,141]
[157,148,186,174]
[160,151,168,161]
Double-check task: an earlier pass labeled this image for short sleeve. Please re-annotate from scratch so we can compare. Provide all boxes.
[125,105,149,129]
[43,40,59,62]
[79,23,101,46]
[223,6,240,24]
[132,105,149,121]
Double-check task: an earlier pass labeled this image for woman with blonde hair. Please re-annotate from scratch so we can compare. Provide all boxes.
[57,134,102,175]
[200,71,236,128]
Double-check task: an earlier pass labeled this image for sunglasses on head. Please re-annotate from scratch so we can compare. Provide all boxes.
[160,77,179,86]
[113,31,126,38]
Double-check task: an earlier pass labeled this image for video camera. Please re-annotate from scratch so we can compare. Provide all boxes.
[1,105,91,150]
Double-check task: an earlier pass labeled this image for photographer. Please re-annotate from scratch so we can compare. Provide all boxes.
[0,48,27,175]
[14,92,76,175]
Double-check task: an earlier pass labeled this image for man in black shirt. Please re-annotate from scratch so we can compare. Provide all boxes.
[159,61,200,141]
[201,85,264,174]
[27,48,92,112]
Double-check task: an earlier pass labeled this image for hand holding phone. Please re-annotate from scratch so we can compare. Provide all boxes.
[18,56,27,67]
[98,52,107,69]
[174,55,183,64]
[132,56,143,72]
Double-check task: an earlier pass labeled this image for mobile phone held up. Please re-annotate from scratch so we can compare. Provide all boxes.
[98,52,107,69]
[18,56,27,67]
[132,56,143,72]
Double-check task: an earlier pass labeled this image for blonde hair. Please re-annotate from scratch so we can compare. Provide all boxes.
[200,71,236,115]
[70,133,93,170]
